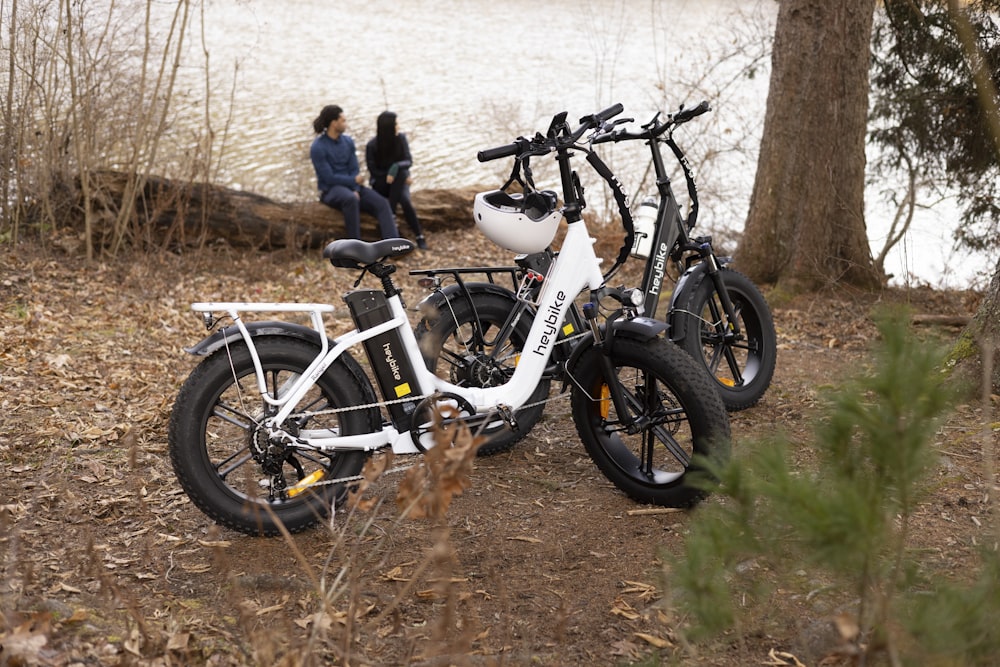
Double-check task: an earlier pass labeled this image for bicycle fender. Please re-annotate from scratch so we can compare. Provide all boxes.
[564,316,668,374]
[184,320,379,407]
[665,262,711,344]
[184,321,334,357]
[415,281,523,317]
[612,316,670,341]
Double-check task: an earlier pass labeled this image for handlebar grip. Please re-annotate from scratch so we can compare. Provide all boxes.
[674,100,711,123]
[595,102,624,122]
[592,130,617,145]
[477,142,520,162]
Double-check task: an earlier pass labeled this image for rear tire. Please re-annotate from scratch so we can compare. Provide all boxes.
[168,337,377,536]
[569,337,730,507]
[415,291,550,456]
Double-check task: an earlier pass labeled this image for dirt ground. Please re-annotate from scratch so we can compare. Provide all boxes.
[0,228,993,666]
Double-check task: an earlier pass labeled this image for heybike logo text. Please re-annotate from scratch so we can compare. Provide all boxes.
[648,243,669,296]
[383,341,402,380]
[533,290,567,356]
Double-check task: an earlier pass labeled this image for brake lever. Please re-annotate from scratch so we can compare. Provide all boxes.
[597,117,633,132]
[590,117,634,145]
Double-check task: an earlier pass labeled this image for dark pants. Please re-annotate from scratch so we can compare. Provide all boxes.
[373,170,423,237]
[321,185,399,240]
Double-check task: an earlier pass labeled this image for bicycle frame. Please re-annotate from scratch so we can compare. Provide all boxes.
[191,215,606,456]
[600,104,743,337]
[413,105,720,346]
[635,134,691,317]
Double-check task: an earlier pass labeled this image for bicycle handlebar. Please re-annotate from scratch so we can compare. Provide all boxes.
[592,100,711,145]
[475,102,633,282]
[477,103,626,163]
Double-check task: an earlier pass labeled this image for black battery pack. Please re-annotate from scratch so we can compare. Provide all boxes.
[344,290,419,430]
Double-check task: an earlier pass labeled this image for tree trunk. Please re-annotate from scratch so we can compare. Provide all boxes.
[953,258,1000,394]
[947,0,1000,395]
[735,0,882,292]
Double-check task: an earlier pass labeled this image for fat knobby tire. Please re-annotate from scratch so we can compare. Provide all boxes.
[168,337,375,536]
[570,336,730,507]
[678,268,776,411]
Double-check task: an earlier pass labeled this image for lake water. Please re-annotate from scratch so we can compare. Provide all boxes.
[169,0,991,288]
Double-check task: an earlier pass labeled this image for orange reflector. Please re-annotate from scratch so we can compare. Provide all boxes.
[600,384,610,419]
[719,377,736,387]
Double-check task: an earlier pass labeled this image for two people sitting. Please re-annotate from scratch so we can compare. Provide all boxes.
[310,105,427,249]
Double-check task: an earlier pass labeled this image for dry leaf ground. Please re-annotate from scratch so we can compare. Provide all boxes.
[0,229,993,666]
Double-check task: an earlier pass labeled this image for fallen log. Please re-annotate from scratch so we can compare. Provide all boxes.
[910,313,972,327]
[87,170,482,250]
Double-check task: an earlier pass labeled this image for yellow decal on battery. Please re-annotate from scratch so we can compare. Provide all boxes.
[562,323,575,336]
[394,383,412,398]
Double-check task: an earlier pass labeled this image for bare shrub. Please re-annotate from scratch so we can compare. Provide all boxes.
[0,0,227,257]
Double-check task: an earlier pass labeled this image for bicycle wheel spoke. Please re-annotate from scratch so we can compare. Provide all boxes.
[704,341,725,374]
[216,449,255,480]
[721,345,745,384]
[437,346,469,370]
[635,403,692,468]
[639,375,655,474]
[622,381,692,469]
[212,401,253,429]
[294,450,335,468]
[294,394,332,421]
[650,422,692,468]
[268,369,288,399]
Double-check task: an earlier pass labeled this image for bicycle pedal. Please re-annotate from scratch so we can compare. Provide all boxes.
[497,404,518,431]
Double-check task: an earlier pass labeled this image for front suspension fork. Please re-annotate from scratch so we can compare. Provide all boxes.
[581,302,649,434]
[692,239,742,339]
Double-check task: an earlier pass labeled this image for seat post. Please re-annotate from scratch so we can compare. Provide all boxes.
[369,262,401,297]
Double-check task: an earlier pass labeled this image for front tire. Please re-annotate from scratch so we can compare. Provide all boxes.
[569,337,730,507]
[168,337,377,536]
[677,268,776,411]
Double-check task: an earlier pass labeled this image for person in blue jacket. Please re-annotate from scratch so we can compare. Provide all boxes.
[366,111,427,249]
[310,105,398,240]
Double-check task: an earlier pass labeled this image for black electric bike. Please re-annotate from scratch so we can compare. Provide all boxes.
[412,102,775,455]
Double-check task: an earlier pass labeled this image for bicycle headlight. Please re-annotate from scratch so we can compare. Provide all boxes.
[626,288,645,307]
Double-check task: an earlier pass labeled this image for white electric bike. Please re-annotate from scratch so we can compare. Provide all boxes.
[168,104,731,536]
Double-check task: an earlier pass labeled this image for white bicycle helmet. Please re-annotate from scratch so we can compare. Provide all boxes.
[474,189,561,254]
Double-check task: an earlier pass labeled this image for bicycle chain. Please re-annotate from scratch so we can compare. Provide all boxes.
[306,462,417,487]
[297,388,574,491]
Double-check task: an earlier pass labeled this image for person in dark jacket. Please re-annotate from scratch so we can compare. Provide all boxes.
[366,111,427,249]
[310,104,398,240]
